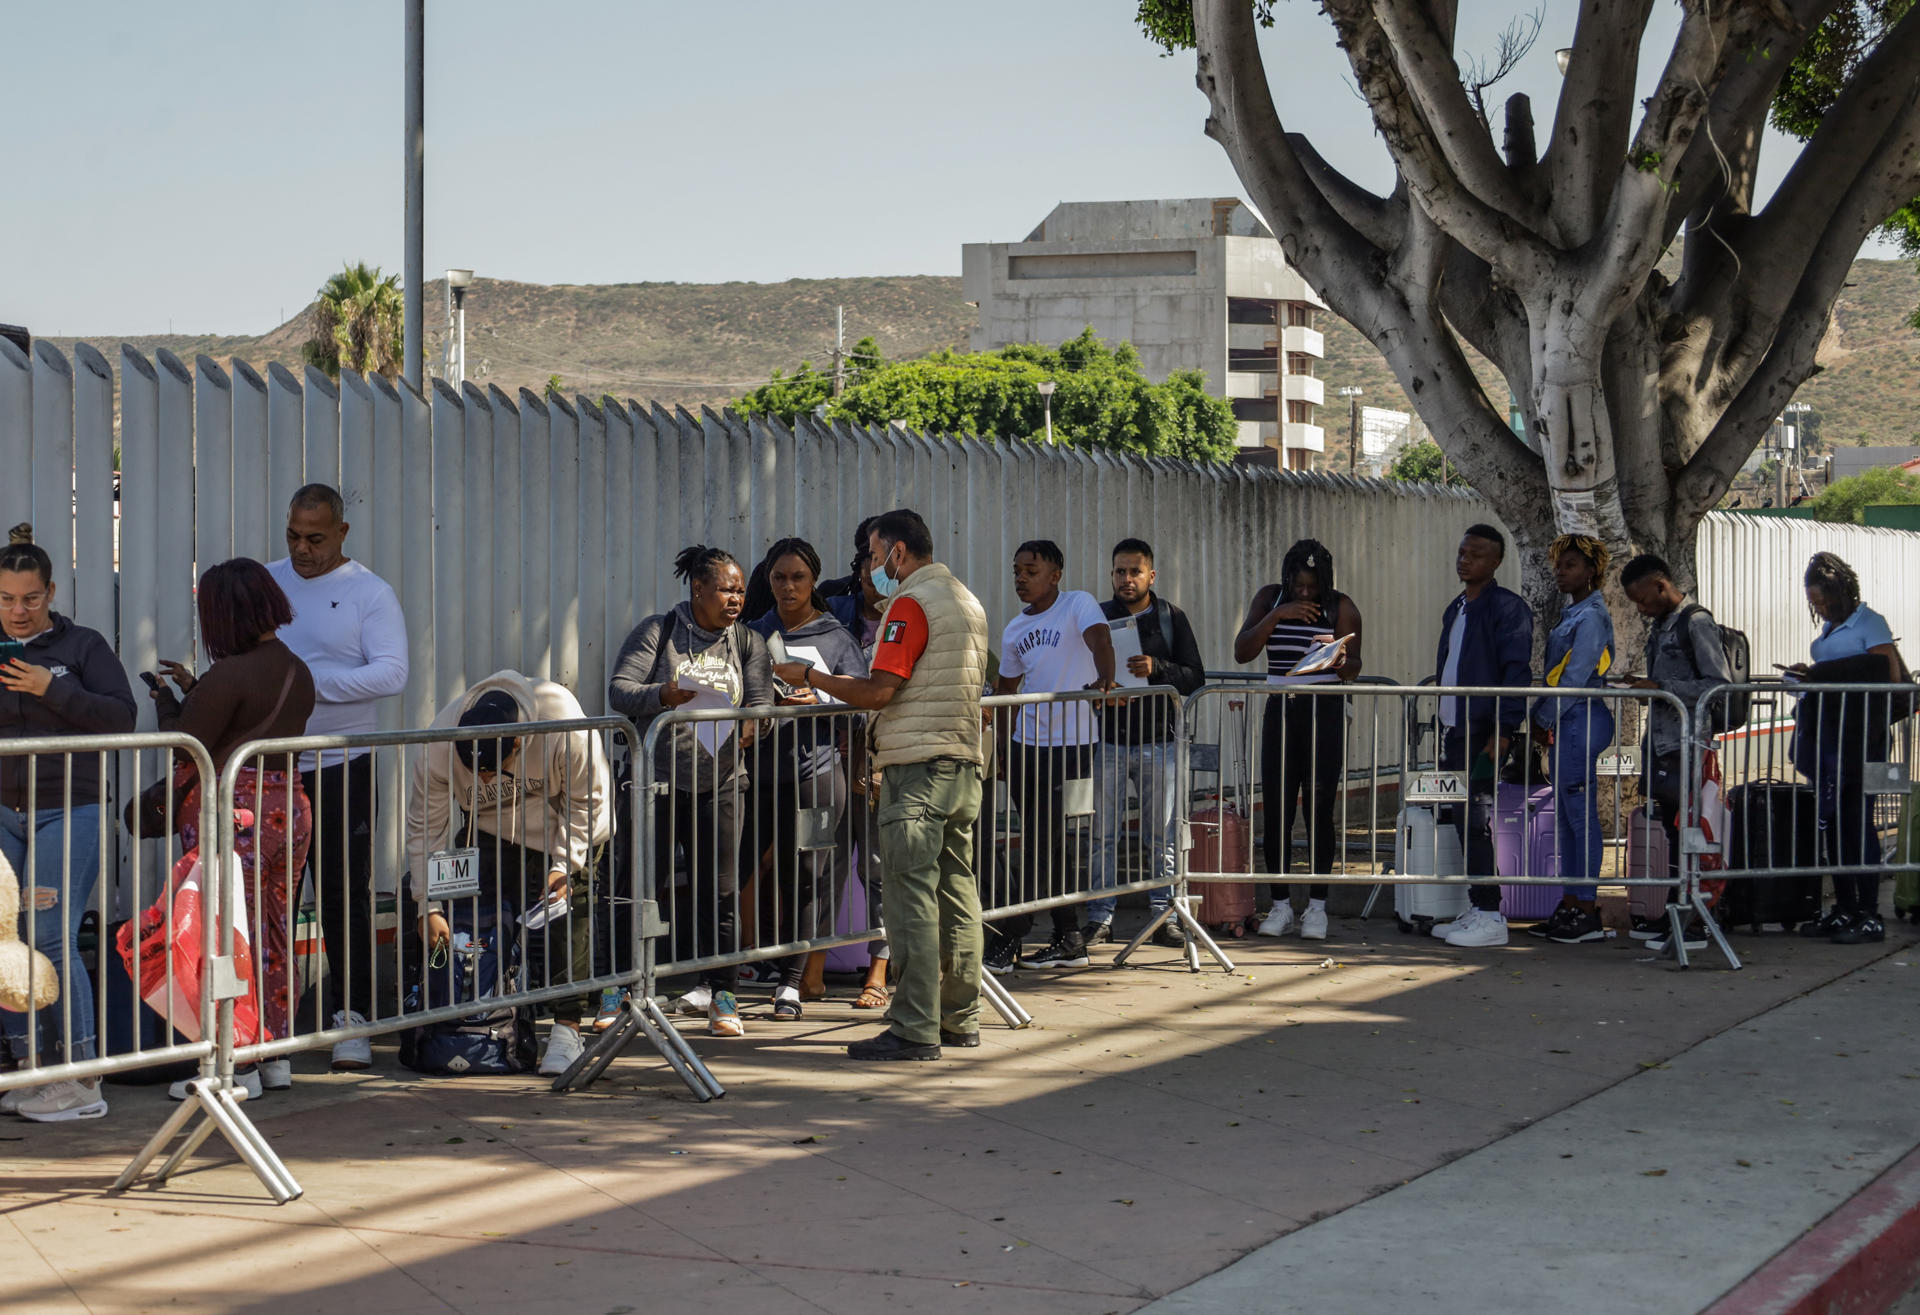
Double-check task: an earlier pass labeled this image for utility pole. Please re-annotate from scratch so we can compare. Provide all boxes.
[831,305,845,399]
[1337,386,1363,475]
[402,0,424,393]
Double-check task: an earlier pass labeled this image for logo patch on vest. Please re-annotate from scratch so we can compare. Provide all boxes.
[884,620,906,644]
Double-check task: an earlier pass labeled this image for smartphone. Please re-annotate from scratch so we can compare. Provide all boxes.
[0,638,25,666]
[140,671,164,692]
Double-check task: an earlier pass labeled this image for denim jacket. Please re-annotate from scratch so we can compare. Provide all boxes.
[1534,592,1613,730]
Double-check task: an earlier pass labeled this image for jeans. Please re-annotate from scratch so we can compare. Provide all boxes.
[1085,740,1175,926]
[2,803,102,1064]
[1439,731,1502,911]
[1547,700,1614,900]
[1819,746,1883,914]
[877,757,984,1045]
[1261,693,1347,902]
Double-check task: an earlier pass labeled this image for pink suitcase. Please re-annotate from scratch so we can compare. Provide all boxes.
[1495,783,1563,918]
[1625,806,1675,919]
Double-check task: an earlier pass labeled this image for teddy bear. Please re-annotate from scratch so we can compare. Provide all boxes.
[0,845,60,1014]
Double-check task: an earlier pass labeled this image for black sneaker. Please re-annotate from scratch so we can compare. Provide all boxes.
[1628,913,1669,940]
[940,1029,982,1048]
[1081,920,1113,946]
[1150,919,1187,949]
[1020,931,1090,969]
[1647,921,1709,953]
[1528,905,1579,939]
[1546,907,1606,944]
[983,933,1019,977]
[1799,907,1849,939]
[847,1030,941,1062]
[1830,913,1885,945]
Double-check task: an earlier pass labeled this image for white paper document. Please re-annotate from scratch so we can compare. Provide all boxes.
[1108,617,1150,688]
[679,670,737,755]
[784,644,837,703]
[1286,634,1348,678]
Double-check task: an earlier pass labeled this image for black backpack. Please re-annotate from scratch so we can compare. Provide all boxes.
[1679,605,1751,732]
[399,901,537,1077]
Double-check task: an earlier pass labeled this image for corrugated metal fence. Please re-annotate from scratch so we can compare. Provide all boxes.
[3,341,1916,885]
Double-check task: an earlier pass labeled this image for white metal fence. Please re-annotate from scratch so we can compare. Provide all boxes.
[4,341,1917,884]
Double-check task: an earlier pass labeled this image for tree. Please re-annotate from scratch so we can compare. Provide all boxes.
[736,328,1240,462]
[1138,1,1920,629]
[1388,438,1449,484]
[1809,464,1920,522]
[303,262,405,381]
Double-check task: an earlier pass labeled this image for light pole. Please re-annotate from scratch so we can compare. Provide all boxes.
[403,0,424,392]
[1337,386,1363,475]
[444,269,473,384]
[1037,380,1057,444]
[1782,401,1812,504]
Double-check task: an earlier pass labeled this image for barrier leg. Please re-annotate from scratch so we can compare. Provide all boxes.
[111,1076,303,1204]
[1111,894,1235,973]
[1359,883,1384,921]
[553,993,724,1102]
[979,971,1032,1028]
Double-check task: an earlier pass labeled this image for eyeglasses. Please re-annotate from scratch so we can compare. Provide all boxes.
[0,592,48,611]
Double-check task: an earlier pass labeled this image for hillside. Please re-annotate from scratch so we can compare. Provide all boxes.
[41,260,1920,453]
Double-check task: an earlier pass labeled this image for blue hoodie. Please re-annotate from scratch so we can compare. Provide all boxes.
[1434,583,1535,735]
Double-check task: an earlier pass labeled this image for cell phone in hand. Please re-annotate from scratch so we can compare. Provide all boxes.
[0,639,26,666]
[140,671,164,692]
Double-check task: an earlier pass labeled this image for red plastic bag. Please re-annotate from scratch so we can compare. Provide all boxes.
[114,847,264,1046]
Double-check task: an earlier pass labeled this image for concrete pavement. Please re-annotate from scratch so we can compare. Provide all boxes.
[3,907,1915,1314]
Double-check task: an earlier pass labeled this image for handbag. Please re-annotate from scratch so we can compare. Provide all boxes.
[124,664,302,840]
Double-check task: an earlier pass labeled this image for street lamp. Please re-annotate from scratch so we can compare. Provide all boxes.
[1036,380,1057,444]
[1780,400,1813,504]
[444,269,473,384]
[1336,386,1363,475]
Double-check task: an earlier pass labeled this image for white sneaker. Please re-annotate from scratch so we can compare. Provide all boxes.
[1299,905,1329,941]
[16,1079,107,1122]
[1257,903,1296,937]
[538,1023,585,1077]
[331,1011,373,1071]
[1431,909,1475,939]
[1,1084,42,1115]
[168,1068,264,1102]
[672,986,713,1016]
[260,1059,293,1091]
[1445,910,1510,947]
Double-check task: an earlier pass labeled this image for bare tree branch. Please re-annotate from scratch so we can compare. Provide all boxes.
[1463,8,1545,131]
[1544,0,1657,247]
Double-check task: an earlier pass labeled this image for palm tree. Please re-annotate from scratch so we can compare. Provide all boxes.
[303,262,405,380]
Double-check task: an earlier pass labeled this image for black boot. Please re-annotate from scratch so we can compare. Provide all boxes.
[847,1030,941,1061]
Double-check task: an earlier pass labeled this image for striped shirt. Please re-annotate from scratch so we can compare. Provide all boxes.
[1266,594,1344,687]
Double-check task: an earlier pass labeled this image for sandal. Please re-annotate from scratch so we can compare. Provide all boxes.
[798,985,828,1003]
[852,984,888,1010]
[772,995,803,1021]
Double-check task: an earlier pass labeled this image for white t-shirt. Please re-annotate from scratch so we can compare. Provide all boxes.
[1439,597,1467,729]
[1000,589,1107,747]
[267,558,411,771]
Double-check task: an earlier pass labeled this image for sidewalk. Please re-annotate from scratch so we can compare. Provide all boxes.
[3,913,1915,1315]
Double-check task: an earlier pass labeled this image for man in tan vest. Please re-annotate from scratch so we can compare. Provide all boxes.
[774,508,990,1061]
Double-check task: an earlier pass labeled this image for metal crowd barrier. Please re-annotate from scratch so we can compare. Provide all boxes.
[1693,682,1917,916]
[1178,682,1729,965]
[0,734,272,1189]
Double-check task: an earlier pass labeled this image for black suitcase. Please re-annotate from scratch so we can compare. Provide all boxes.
[1721,782,1824,932]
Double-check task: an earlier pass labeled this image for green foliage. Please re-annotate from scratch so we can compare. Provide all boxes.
[1387,439,1449,484]
[545,374,566,398]
[1135,0,1272,53]
[303,262,405,381]
[1809,464,1920,523]
[735,327,1239,462]
[1771,1,1920,308]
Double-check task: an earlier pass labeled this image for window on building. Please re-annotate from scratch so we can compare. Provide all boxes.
[1229,349,1280,373]
[1287,400,1315,425]
[1228,297,1279,325]
[1286,303,1316,329]
[1286,353,1316,377]
[1233,397,1280,422]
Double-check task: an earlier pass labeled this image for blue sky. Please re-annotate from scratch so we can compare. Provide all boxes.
[2,1,1890,336]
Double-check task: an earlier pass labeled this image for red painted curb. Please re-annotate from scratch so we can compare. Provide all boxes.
[1703,1144,1920,1315]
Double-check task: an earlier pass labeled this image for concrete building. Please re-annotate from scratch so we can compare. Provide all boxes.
[962,198,1331,468]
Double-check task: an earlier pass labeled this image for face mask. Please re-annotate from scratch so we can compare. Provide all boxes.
[871,546,901,599]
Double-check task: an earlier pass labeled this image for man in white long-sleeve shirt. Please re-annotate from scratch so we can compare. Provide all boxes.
[268,483,410,1074]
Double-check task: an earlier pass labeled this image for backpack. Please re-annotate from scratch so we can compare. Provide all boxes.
[399,902,537,1077]
[1679,604,1751,732]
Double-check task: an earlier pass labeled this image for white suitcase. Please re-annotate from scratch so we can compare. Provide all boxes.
[1394,805,1471,933]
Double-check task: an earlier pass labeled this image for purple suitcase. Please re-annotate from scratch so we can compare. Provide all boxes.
[1495,783,1564,918]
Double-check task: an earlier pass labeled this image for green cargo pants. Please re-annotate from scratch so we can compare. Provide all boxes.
[876,756,985,1046]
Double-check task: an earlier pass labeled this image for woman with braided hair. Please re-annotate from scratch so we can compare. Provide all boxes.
[1786,551,1901,943]
[610,544,775,1035]
[1234,538,1364,941]
[1528,534,1617,945]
